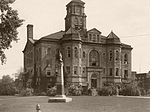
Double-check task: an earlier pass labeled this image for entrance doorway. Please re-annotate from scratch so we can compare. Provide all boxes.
[91,73,97,88]
[91,79,97,88]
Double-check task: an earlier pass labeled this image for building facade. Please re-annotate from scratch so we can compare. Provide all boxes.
[23,0,132,92]
[132,71,150,92]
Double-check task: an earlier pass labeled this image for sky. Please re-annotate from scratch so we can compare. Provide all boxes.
[0,0,150,78]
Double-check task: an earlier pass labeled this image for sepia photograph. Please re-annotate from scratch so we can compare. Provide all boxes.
[0,0,150,112]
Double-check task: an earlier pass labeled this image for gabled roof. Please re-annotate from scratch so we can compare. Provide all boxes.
[40,31,65,40]
[107,31,119,39]
[107,31,121,44]
[87,28,102,34]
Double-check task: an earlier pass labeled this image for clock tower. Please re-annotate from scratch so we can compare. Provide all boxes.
[65,0,87,32]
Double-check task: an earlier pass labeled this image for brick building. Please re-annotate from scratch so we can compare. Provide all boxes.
[132,72,150,92]
[23,0,132,92]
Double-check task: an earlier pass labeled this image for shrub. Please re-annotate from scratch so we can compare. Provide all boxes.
[146,89,150,96]
[98,82,117,96]
[119,82,141,96]
[67,84,83,96]
[0,75,17,95]
[40,92,47,96]
[19,88,33,96]
[47,86,57,96]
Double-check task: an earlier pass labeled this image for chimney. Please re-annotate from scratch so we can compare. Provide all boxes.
[27,24,33,39]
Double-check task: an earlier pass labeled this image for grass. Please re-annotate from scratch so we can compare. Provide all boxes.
[0,96,150,112]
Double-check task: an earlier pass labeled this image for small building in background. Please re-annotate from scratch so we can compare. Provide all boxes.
[131,71,150,92]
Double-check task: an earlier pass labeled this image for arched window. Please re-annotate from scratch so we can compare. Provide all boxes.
[74,47,78,58]
[67,47,71,58]
[83,51,85,58]
[124,54,128,64]
[89,50,99,66]
[47,48,51,55]
[116,50,119,61]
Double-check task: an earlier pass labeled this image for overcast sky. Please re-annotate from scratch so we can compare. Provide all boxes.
[0,0,150,78]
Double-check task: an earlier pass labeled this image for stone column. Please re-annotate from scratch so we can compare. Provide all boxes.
[48,51,72,103]
[56,59,65,97]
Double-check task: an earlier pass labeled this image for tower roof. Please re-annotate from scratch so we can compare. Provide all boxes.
[67,0,85,6]
[71,0,84,3]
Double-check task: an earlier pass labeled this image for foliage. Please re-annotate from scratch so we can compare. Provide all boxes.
[19,88,33,96]
[67,84,82,96]
[119,81,141,96]
[0,75,17,95]
[14,72,24,93]
[0,0,24,64]
[98,82,117,96]
[47,86,57,96]
[40,92,47,96]
[146,89,150,96]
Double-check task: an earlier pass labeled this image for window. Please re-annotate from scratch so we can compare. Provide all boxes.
[47,70,51,76]
[74,47,78,58]
[68,8,71,13]
[124,54,128,64]
[80,67,81,75]
[83,67,86,74]
[116,50,119,61]
[36,49,38,61]
[67,47,71,57]
[83,51,85,58]
[47,48,51,55]
[89,34,92,41]
[89,50,99,66]
[103,53,106,61]
[93,34,96,42]
[74,66,78,75]
[66,66,70,74]
[109,51,113,61]
[116,68,119,76]
[97,35,100,42]
[124,70,128,79]
[46,59,50,65]
[109,68,113,76]
[103,68,105,74]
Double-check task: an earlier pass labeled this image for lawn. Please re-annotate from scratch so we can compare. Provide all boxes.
[0,96,150,112]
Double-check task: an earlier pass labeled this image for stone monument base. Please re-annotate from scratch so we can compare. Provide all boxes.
[48,95,72,103]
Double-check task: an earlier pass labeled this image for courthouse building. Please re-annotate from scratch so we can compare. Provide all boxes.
[23,0,132,92]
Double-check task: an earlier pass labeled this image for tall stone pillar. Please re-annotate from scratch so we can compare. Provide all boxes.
[56,57,65,97]
[48,51,72,103]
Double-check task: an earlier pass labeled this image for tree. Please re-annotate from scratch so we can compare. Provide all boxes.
[0,75,16,95]
[0,0,24,64]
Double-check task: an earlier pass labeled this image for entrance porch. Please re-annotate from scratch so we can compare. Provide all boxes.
[86,67,103,89]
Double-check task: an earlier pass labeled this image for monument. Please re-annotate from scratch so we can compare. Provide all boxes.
[48,51,72,103]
